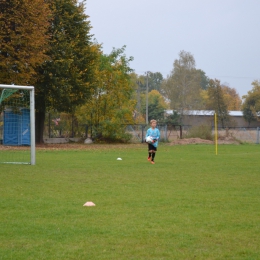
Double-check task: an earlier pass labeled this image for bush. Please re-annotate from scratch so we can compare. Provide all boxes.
[184,125,213,141]
[92,121,132,143]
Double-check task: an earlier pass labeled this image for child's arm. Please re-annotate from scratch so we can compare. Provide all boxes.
[155,129,160,141]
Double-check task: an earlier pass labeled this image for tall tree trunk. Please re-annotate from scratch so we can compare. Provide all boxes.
[35,110,45,144]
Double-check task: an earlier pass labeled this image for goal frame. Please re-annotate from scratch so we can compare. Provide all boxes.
[0,84,36,165]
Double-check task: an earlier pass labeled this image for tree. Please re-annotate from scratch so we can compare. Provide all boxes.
[0,0,50,85]
[140,90,168,122]
[147,72,164,92]
[76,46,136,142]
[242,105,256,126]
[201,83,242,112]
[35,0,97,143]
[199,89,209,109]
[129,73,144,123]
[136,72,164,93]
[197,69,210,90]
[242,80,260,125]
[221,85,242,110]
[163,111,180,125]
[207,79,229,127]
[161,50,202,122]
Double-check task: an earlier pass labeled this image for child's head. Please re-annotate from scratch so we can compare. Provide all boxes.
[150,119,157,128]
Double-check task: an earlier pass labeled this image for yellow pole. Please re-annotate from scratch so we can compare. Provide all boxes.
[215,113,218,155]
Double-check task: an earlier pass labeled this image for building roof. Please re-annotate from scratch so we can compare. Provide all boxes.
[165,110,243,117]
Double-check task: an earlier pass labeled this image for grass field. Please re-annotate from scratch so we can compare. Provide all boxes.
[1,144,260,259]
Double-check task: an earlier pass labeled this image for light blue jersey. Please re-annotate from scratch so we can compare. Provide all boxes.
[146,127,160,147]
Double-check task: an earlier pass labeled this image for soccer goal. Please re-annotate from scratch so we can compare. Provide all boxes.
[0,84,35,165]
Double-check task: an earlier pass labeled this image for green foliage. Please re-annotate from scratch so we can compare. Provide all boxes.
[76,46,135,142]
[242,105,256,126]
[185,124,213,140]
[140,90,168,122]
[137,72,164,93]
[36,0,96,113]
[207,79,230,127]
[33,0,97,143]
[162,111,180,125]
[242,80,260,125]
[197,69,210,90]
[147,100,165,121]
[92,121,132,143]
[1,145,260,259]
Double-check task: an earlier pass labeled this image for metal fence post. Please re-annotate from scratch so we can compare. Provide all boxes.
[141,125,144,143]
[256,127,259,144]
[48,113,51,138]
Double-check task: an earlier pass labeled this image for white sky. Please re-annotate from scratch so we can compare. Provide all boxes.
[86,0,260,98]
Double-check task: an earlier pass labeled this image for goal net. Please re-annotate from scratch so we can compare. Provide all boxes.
[0,84,35,165]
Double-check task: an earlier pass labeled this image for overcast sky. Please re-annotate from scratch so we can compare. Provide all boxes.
[86,0,260,98]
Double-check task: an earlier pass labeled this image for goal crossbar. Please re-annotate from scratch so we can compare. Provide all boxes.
[0,84,36,165]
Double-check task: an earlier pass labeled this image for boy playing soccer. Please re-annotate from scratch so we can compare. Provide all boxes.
[146,119,160,164]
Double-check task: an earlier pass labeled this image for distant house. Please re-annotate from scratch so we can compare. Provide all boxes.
[165,110,260,128]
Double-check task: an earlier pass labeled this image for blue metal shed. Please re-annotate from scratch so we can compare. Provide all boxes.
[3,108,30,145]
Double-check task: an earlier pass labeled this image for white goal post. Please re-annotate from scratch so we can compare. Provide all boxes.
[0,84,35,165]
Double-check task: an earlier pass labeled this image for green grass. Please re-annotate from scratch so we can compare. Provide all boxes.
[1,144,260,259]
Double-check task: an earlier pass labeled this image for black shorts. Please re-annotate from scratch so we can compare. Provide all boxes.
[148,143,157,151]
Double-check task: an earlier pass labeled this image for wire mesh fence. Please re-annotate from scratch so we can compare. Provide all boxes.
[126,125,260,144]
[44,112,87,139]
[125,124,182,143]
[215,127,260,144]
[182,125,260,144]
[42,113,260,144]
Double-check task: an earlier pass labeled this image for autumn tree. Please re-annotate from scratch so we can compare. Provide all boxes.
[0,0,50,85]
[161,50,202,122]
[242,80,260,125]
[222,85,242,110]
[201,83,242,112]
[35,0,97,143]
[76,46,135,142]
[140,90,168,123]
[129,73,144,123]
[207,79,229,127]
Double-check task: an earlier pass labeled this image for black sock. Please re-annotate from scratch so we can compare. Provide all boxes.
[152,153,156,161]
[148,152,152,158]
